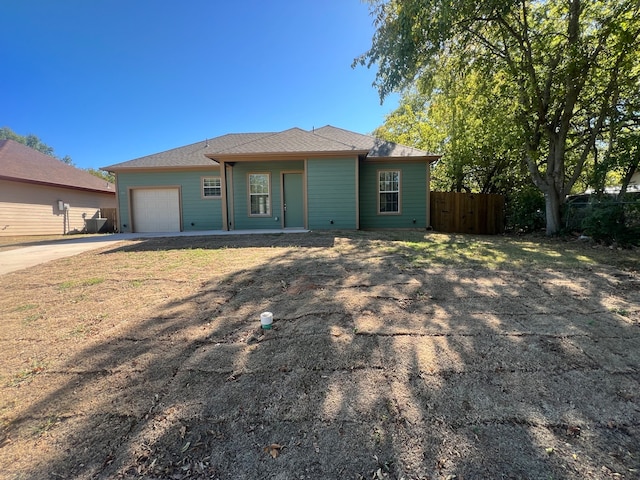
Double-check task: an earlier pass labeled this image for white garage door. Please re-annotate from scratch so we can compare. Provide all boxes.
[131,188,181,233]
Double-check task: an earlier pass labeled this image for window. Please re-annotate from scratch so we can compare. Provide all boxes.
[378,170,400,214]
[249,173,271,216]
[202,177,221,198]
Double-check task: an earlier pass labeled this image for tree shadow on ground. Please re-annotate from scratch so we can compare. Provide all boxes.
[1,232,639,479]
[100,233,337,253]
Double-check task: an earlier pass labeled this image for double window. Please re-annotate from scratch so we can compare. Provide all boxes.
[249,173,271,216]
[202,177,221,198]
[378,170,400,214]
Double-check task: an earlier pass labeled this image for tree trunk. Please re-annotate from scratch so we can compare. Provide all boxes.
[618,154,640,199]
[544,187,563,235]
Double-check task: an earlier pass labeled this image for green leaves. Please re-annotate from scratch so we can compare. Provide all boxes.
[359,0,640,234]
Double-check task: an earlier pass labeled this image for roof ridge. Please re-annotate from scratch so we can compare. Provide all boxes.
[316,124,375,140]
[315,125,434,156]
[370,136,434,156]
[310,126,370,150]
[212,130,292,154]
[294,127,372,151]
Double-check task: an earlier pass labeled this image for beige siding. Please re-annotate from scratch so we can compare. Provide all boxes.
[0,179,116,236]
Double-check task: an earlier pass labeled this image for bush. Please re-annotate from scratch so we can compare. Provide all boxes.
[581,196,640,246]
[506,186,546,232]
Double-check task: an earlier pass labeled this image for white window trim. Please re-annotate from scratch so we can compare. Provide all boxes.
[248,172,272,217]
[202,177,221,199]
[378,170,401,215]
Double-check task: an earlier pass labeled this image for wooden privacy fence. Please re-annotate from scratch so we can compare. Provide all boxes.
[430,192,505,234]
[100,208,118,233]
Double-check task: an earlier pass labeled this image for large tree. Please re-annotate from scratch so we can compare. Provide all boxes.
[375,64,527,195]
[356,0,640,234]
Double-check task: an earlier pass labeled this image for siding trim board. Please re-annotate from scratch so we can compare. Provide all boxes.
[304,160,309,229]
[224,164,234,230]
[220,161,229,231]
[355,158,360,230]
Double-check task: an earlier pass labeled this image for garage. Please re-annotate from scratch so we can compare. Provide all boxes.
[131,188,181,233]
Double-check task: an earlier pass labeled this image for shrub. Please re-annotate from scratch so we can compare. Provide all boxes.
[581,196,640,246]
[506,186,546,232]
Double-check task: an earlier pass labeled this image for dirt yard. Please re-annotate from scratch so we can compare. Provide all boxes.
[0,231,638,479]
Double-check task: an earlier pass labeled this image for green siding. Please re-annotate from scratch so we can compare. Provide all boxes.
[307,158,357,230]
[230,161,303,230]
[116,169,222,232]
[114,158,429,233]
[359,162,428,229]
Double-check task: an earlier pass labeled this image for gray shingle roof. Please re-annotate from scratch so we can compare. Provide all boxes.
[312,125,377,150]
[0,139,115,193]
[104,133,273,170]
[104,126,439,170]
[211,127,370,156]
[314,125,438,158]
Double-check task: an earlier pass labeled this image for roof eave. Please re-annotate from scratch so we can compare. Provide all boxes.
[103,163,220,172]
[0,175,116,194]
[363,154,442,163]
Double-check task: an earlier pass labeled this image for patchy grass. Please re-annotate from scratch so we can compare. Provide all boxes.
[31,416,59,437]
[12,303,38,313]
[376,231,639,270]
[8,359,47,387]
[58,277,105,290]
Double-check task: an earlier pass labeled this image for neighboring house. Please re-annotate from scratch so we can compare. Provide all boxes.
[103,126,440,233]
[0,139,116,236]
[584,169,640,195]
[627,169,640,193]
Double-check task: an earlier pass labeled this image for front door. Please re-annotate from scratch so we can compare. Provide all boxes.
[283,173,304,228]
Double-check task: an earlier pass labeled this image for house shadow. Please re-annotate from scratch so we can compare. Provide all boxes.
[3,233,639,479]
[100,232,337,253]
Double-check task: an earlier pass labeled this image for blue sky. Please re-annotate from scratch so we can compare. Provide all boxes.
[2,1,397,170]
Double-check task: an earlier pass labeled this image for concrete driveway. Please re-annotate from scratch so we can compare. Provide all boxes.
[0,229,308,275]
[0,234,133,276]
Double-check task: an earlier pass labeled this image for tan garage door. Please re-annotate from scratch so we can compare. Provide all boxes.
[131,188,181,233]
